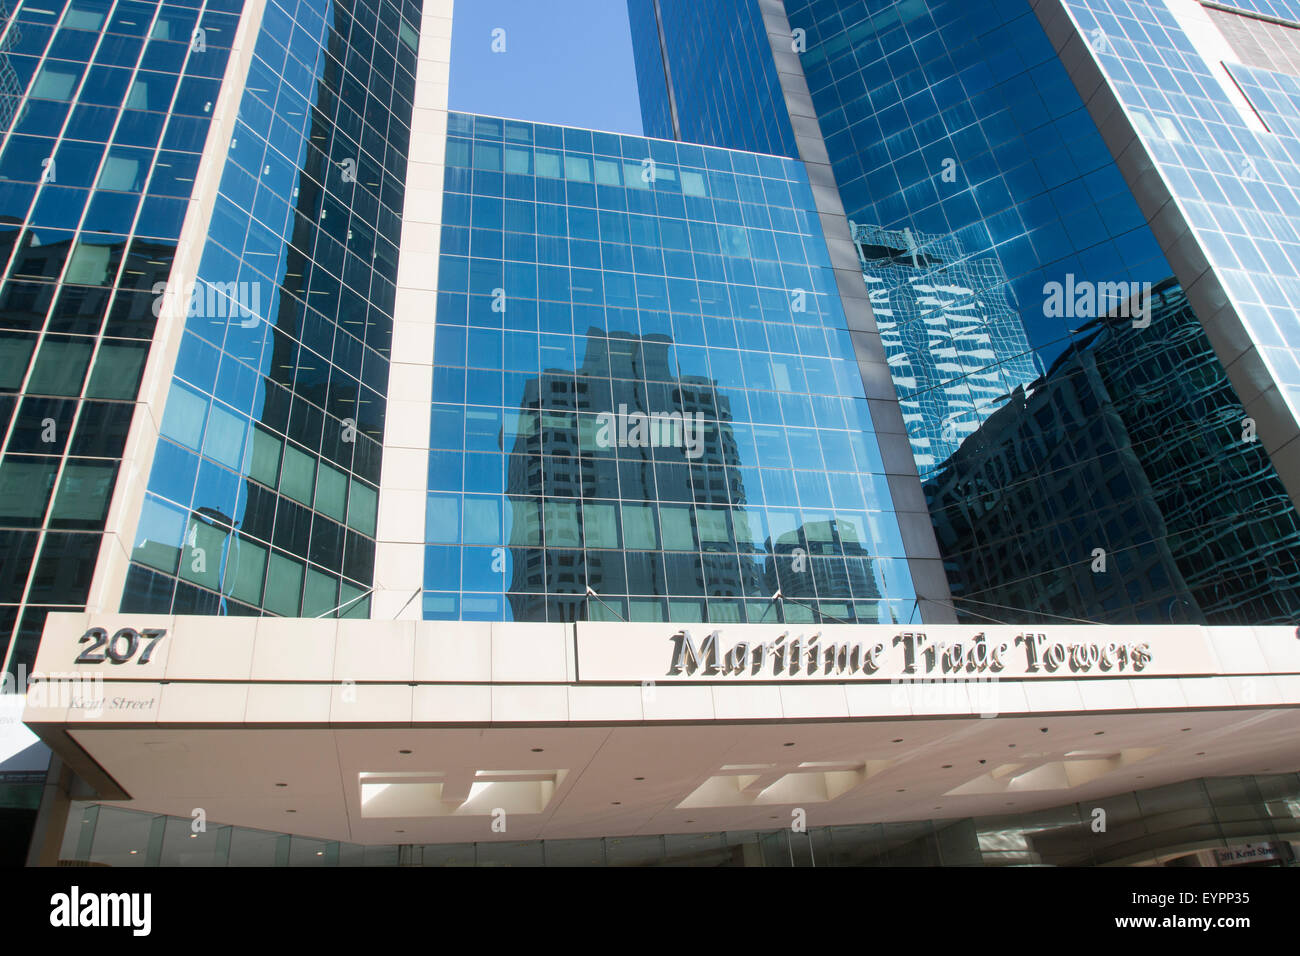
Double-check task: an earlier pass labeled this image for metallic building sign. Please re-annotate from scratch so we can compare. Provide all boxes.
[575,623,1220,683]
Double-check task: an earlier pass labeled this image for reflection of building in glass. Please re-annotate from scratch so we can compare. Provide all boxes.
[120,4,400,621]
[503,328,760,623]
[13,0,1300,874]
[926,278,1300,625]
[490,328,906,625]
[201,78,395,620]
[763,518,883,623]
[788,0,1300,628]
[0,6,22,132]
[1052,0,1300,523]
[854,223,1042,475]
[423,111,923,627]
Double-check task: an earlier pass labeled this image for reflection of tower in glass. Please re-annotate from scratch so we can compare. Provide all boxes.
[0,5,23,132]
[179,506,236,613]
[504,327,759,622]
[926,277,1300,625]
[763,518,881,621]
[855,224,1042,475]
[192,62,389,619]
[1087,280,1300,623]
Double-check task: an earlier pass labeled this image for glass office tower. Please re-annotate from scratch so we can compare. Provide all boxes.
[2,0,955,863]
[424,112,921,626]
[6,0,1300,868]
[0,0,425,859]
[0,0,244,685]
[119,0,419,622]
[0,0,248,858]
[0,0,425,666]
[627,0,797,155]
[631,0,1300,625]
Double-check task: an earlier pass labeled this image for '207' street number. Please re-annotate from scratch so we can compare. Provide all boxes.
[75,627,167,665]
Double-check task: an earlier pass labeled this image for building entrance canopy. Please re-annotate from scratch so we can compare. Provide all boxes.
[21,615,1300,845]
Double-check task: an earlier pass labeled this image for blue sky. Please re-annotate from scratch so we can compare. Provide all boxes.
[448,1,644,135]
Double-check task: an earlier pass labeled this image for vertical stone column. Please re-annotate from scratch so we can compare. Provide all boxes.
[372,1,455,619]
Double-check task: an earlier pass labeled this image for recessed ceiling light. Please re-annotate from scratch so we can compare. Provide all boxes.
[129,850,138,854]
[189,834,197,839]
[316,851,323,856]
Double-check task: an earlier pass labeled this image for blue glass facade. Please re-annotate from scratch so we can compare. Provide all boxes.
[122,0,423,619]
[787,0,1170,366]
[626,0,673,142]
[926,276,1300,622]
[627,0,798,158]
[0,0,241,679]
[855,223,1041,472]
[7,0,1300,874]
[425,111,919,625]
[1060,0,1300,423]
[763,0,1300,624]
[1201,0,1299,23]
